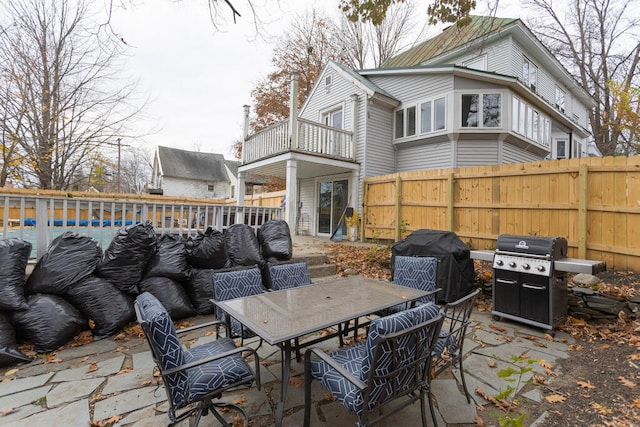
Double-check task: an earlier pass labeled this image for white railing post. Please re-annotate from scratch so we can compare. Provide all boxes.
[35,198,48,260]
[242,105,250,164]
[289,73,299,150]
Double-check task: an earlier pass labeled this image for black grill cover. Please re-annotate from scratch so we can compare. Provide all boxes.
[391,229,475,303]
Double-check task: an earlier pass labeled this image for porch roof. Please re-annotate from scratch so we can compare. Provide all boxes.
[238,151,359,180]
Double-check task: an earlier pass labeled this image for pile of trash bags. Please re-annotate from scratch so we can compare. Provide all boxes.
[0,219,293,365]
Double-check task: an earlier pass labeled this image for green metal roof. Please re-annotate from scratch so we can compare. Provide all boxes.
[382,15,518,68]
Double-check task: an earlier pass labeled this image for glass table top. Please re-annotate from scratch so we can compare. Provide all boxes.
[213,275,430,345]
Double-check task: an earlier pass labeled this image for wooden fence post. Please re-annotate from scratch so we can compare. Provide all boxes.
[447,172,454,231]
[578,163,588,259]
[395,175,402,241]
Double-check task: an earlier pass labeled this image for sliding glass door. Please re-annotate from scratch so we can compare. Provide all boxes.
[317,179,349,235]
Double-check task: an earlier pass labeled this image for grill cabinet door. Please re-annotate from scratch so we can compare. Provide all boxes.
[519,274,550,324]
[493,270,520,317]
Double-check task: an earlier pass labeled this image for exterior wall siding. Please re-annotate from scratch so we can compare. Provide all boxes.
[456,140,500,167]
[448,35,513,75]
[297,178,316,235]
[502,141,541,163]
[396,141,453,172]
[163,177,229,199]
[363,101,395,178]
[369,74,453,102]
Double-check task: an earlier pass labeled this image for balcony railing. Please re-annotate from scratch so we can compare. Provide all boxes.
[243,118,354,164]
[1,193,282,259]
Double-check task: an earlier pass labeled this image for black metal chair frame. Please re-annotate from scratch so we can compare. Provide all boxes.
[135,303,261,427]
[304,313,445,427]
[433,287,482,403]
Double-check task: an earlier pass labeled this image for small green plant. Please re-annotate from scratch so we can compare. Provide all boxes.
[398,219,410,238]
[32,396,46,407]
[493,356,540,427]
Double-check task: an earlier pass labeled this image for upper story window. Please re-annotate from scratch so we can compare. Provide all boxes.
[461,93,501,128]
[207,184,214,192]
[555,86,566,113]
[395,96,446,139]
[523,57,538,92]
[420,97,446,134]
[463,55,487,71]
[322,108,343,129]
[556,140,567,159]
[512,96,551,149]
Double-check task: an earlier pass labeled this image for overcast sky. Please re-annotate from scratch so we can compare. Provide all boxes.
[111,0,523,160]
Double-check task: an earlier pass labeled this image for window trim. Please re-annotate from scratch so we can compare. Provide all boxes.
[393,95,447,141]
[523,56,538,92]
[511,95,551,149]
[555,85,566,113]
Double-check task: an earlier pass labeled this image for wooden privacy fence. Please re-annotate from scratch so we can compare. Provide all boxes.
[362,156,640,272]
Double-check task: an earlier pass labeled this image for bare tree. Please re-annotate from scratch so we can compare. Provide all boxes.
[0,0,144,190]
[119,144,153,194]
[525,0,640,155]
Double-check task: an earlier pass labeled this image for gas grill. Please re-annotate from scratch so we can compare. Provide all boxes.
[492,234,568,334]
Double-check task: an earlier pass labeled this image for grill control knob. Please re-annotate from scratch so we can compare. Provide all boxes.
[496,259,504,266]
[537,265,546,272]
[522,263,530,270]
[508,261,516,268]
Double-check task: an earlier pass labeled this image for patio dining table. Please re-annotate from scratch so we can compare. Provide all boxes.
[212,275,433,426]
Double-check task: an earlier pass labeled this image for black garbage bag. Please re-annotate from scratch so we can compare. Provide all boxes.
[0,312,31,367]
[25,232,102,295]
[184,268,215,315]
[225,224,264,268]
[96,222,157,294]
[258,220,292,262]
[0,238,31,311]
[12,294,86,354]
[64,275,135,340]
[185,227,228,269]
[391,229,475,303]
[145,234,191,281]
[138,276,196,320]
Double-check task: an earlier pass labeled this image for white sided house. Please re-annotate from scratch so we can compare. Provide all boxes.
[151,146,238,199]
[238,16,600,237]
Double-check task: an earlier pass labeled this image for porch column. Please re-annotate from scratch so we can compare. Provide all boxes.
[285,159,298,235]
[237,171,245,206]
[289,73,299,150]
[242,104,250,164]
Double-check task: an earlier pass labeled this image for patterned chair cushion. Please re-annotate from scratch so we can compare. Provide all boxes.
[434,331,457,358]
[213,267,263,338]
[135,292,187,407]
[309,302,441,416]
[269,262,312,291]
[387,256,438,313]
[183,338,254,406]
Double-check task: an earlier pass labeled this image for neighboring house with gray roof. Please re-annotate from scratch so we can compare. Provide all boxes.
[151,146,237,199]
[239,16,600,237]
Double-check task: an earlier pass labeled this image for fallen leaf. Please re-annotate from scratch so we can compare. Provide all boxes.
[141,380,152,386]
[323,391,335,401]
[1,407,16,416]
[532,374,547,385]
[539,360,553,369]
[117,368,133,375]
[617,376,636,388]
[487,361,497,368]
[577,381,596,389]
[633,398,640,408]
[533,342,548,348]
[87,361,99,373]
[523,335,537,340]
[590,402,612,415]
[4,368,18,376]
[474,415,485,426]
[628,353,640,360]
[89,415,122,426]
[545,394,566,403]
[81,356,89,362]
[289,376,304,388]
[543,333,555,342]
[233,396,248,405]
[598,344,610,350]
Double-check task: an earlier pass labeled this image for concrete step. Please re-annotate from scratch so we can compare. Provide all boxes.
[309,262,337,279]
[299,254,329,267]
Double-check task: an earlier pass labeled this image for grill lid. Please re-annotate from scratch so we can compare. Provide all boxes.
[496,234,568,259]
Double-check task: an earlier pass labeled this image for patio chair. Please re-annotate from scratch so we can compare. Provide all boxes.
[268,261,313,291]
[432,287,482,403]
[385,256,441,314]
[304,302,444,427]
[212,266,264,345]
[134,292,260,427]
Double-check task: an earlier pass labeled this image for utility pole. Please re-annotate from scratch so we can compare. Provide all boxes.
[117,138,122,193]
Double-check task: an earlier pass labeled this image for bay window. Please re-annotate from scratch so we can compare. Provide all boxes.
[462,93,501,128]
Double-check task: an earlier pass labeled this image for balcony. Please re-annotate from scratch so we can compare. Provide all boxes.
[242,118,354,164]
